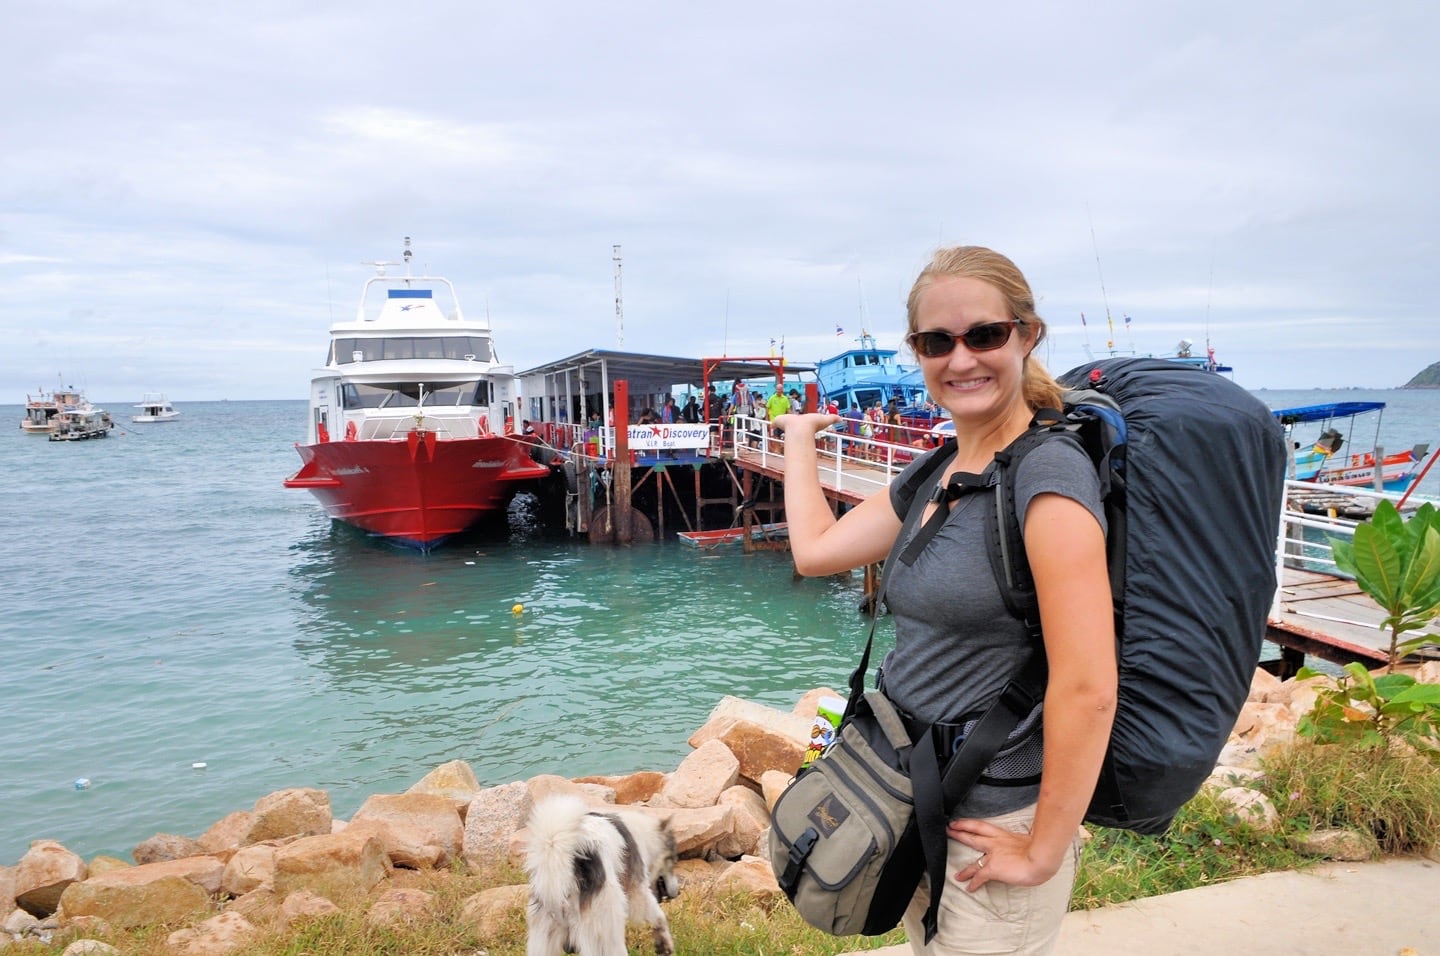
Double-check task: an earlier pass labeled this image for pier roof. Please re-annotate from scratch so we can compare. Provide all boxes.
[518,349,814,393]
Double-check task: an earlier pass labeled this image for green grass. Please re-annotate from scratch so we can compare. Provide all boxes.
[14,737,1439,955]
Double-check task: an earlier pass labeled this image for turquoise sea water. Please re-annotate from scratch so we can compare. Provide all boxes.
[2,388,1438,865]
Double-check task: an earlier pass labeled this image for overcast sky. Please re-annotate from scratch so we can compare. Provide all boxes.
[4,1,1436,402]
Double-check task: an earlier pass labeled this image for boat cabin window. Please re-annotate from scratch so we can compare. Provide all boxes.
[330,336,493,365]
[854,388,884,408]
[340,380,493,409]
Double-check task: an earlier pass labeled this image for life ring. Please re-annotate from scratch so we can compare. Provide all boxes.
[478,415,492,436]
[504,414,514,435]
[344,420,357,441]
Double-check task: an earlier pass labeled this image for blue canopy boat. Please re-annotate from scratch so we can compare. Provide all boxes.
[1270,400,1435,492]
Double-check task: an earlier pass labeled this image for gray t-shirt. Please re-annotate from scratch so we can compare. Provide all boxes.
[882,437,1105,817]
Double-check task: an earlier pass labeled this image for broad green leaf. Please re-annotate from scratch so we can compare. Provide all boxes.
[1372,499,1405,536]
[1342,661,1380,696]
[1372,673,1417,696]
[1400,527,1440,608]
[1396,635,1439,657]
[1391,683,1440,705]
[1348,523,1403,607]
[1330,537,1356,577]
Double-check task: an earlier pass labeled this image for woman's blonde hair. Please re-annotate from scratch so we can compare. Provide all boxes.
[905,246,1063,412]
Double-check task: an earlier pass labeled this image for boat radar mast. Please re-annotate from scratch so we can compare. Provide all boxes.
[362,236,416,278]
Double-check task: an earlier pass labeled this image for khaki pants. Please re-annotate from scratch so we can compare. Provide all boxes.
[902,804,1080,956]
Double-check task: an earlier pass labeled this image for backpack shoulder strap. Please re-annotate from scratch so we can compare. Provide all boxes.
[985,418,1086,638]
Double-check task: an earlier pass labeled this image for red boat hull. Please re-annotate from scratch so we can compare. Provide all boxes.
[285,432,551,548]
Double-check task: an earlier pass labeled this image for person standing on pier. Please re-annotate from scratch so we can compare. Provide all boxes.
[772,245,1116,956]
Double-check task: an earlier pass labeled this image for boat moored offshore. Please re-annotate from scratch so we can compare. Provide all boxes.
[49,406,114,441]
[21,384,91,435]
[283,238,552,549]
[132,393,180,423]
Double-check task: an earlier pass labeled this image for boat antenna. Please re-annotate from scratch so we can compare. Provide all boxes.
[1204,245,1216,371]
[723,287,730,357]
[613,243,624,348]
[856,275,868,344]
[1087,215,1118,357]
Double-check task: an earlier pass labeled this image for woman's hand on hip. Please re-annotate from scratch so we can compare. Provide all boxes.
[947,817,1064,892]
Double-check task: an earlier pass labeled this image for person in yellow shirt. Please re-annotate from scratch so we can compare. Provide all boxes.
[765,387,791,451]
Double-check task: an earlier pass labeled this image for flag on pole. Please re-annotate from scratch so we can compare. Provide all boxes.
[835,324,844,336]
[1124,314,1132,328]
[769,337,777,357]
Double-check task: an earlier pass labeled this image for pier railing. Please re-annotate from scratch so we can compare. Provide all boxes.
[1272,478,1439,612]
[734,414,939,492]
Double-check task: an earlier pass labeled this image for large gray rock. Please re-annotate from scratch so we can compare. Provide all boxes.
[461,781,528,873]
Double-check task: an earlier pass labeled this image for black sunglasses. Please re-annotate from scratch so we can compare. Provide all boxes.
[906,321,1020,358]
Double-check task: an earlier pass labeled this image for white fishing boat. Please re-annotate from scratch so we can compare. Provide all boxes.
[20,384,90,434]
[132,393,180,423]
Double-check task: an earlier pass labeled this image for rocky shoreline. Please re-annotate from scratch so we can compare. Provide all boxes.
[0,668,1396,954]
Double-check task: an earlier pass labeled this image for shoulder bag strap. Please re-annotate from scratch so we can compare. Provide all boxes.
[843,440,956,715]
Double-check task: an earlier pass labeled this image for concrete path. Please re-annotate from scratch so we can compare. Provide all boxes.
[840,856,1438,955]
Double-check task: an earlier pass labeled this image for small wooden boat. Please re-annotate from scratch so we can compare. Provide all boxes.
[1272,400,1436,493]
[677,521,789,548]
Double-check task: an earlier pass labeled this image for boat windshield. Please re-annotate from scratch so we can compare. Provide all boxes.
[340,380,494,409]
[330,335,493,365]
[853,387,886,408]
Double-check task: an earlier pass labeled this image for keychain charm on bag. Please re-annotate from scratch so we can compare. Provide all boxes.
[798,695,845,771]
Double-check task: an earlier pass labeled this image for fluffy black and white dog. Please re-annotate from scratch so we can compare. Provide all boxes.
[525,794,680,956]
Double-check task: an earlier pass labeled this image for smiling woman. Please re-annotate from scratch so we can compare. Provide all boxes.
[774,245,1114,956]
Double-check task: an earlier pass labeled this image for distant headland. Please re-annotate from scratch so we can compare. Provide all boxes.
[1403,362,1440,388]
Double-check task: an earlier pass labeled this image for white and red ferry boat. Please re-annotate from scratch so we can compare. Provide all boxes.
[285,239,550,549]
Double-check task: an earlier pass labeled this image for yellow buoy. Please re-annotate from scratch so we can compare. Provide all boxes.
[512,604,524,615]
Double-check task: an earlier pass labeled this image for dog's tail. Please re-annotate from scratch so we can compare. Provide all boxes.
[524,794,595,905]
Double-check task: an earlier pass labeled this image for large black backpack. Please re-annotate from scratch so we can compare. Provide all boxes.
[981,357,1288,831]
[878,357,1284,939]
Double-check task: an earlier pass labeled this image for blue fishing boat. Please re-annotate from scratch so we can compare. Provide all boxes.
[814,332,930,416]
